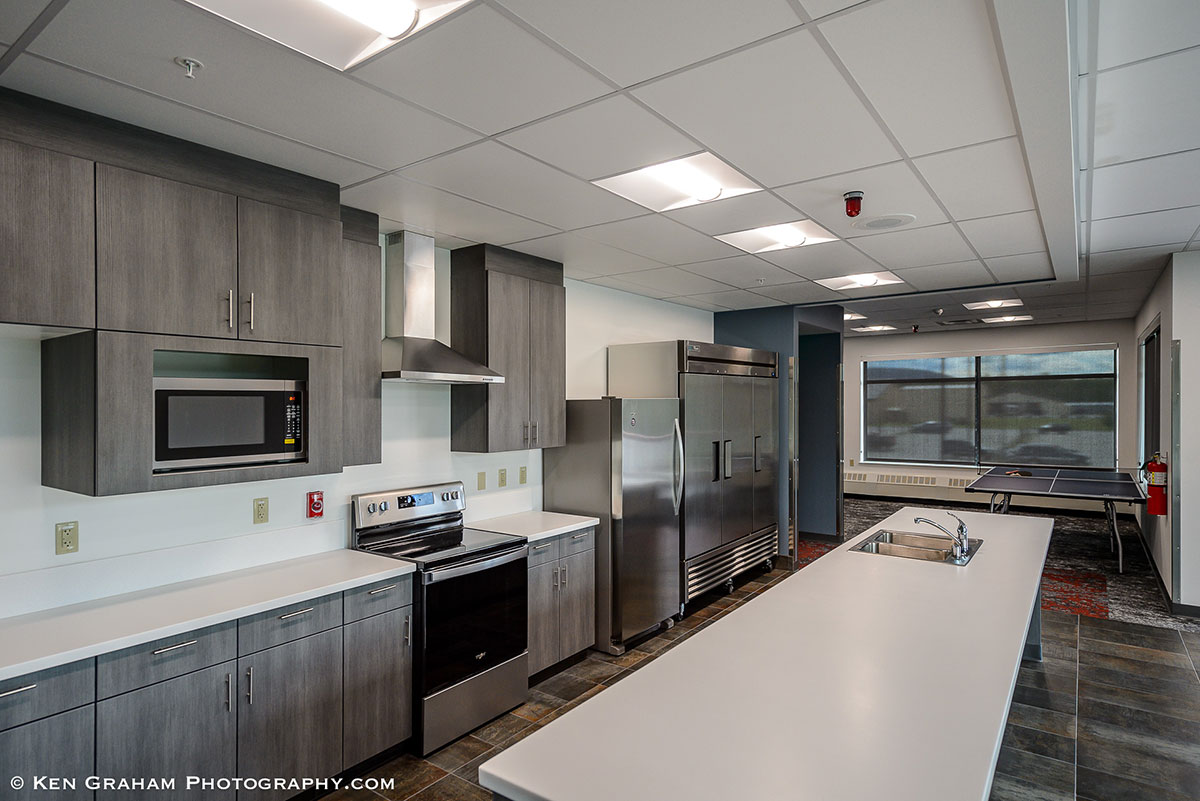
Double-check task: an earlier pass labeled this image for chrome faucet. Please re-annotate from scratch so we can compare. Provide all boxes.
[914,513,969,559]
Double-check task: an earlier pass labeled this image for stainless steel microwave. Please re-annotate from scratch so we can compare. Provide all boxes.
[152,377,306,472]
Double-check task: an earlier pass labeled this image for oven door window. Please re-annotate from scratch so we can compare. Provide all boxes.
[154,389,304,469]
[421,556,527,696]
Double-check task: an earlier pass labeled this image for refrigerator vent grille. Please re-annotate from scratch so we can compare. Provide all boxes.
[684,528,779,601]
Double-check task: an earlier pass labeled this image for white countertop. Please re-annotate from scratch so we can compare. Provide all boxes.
[480,507,1052,801]
[0,550,414,681]
[471,511,600,543]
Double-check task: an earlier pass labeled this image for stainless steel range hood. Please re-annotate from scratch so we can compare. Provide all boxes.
[381,231,504,384]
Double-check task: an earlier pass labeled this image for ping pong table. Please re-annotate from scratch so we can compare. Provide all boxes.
[965,467,1147,573]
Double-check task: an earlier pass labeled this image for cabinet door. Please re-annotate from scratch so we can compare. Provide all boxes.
[527,561,559,675]
[0,706,93,800]
[237,198,342,346]
[237,628,342,801]
[96,662,236,801]
[486,272,532,452]
[528,280,566,449]
[0,139,95,328]
[96,165,237,338]
[343,607,411,769]
[341,239,382,466]
[559,549,596,659]
[752,379,779,535]
[721,376,755,546]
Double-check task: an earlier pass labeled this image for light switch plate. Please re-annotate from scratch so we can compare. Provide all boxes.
[849,458,855,467]
[498,468,508,488]
[519,466,527,484]
[253,497,269,524]
[477,471,486,491]
[55,521,79,555]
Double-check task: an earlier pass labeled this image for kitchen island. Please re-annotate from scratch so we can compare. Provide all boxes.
[480,506,1052,801]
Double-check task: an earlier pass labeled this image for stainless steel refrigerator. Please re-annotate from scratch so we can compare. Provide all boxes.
[608,341,780,602]
[543,398,683,654]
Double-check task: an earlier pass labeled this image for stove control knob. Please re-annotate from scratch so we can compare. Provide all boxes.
[379,501,389,512]
[441,492,450,501]
[451,490,460,500]
[367,503,377,514]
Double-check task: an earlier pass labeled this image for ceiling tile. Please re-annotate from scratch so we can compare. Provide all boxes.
[1096,0,1200,71]
[799,0,860,19]
[498,96,696,180]
[1088,244,1182,276]
[504,232,664,278]
[632,30,899,188]
[1089,207,1200,252]
[753,281,844,304]
[339,173,557,245]
[957,211,1046,258]
[352,4,609,135]
[1088,271,1165,293]
[894,260,994,291]
[586,275,674,299]
[914,138,1035,220]
[616,267,734,295]
[1,56,380,187]
[758,239,881,277]
[0,0,50,42]
[1014,279,1084,298]
[850,223,975,270]
[663,191,799,235]
[493,0,803,87]
[27,0,479,170]
[670,296,732,312]
[774,161,947,238]
[401,141,644,230]
[679,255,802,288]
[984,252,1054,283]
[1093,48,1200,167]
[681,290,784,310]
[1090,149,1200,220]
[575,215,740,265]
[818,0,1014,156]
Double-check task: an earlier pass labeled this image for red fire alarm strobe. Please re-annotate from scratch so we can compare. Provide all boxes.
[844,191,864,218]
[307,491,324,519]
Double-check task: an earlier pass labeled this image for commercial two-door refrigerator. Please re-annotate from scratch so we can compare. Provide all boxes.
[543,398,683,654]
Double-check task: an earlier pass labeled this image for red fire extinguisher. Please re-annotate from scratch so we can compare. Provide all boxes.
[1142,453,1168,516]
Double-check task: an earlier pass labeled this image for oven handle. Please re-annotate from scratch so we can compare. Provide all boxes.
[421,546,528,585]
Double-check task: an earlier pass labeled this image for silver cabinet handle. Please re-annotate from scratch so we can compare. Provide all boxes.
[571,532,588,540]
[403,615,411,647]
[246,667,254,705]
[227,289,234,330]
[562,564,568,588]
[368,584,397,595]
[553,566,559,589]
[0,684,36,699]
[225,672,232,711]
[532,542,552,551]
[248,292,256,331]
[152,639,197,656]
[532,421,538,444]
[278,607,313,620]
[523,421,529,443]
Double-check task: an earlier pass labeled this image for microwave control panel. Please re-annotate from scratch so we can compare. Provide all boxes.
[285,395,303,446]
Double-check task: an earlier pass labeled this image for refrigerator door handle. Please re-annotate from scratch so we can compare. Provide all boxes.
[712,441,721,482]
[672,417,684,515]
[754,435,762,472]
[723,439,733,479]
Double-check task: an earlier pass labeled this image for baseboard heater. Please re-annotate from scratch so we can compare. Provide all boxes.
[684,527,779,601]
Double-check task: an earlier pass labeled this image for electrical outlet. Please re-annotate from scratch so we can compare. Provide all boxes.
[55,521,79,555]
[498,468,508,488]
[477,471,486,491]
[253,497,269,524]
[849,458,855,467]
[519,466,527,485]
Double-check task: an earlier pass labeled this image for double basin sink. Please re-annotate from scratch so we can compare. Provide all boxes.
[852,529,983,566]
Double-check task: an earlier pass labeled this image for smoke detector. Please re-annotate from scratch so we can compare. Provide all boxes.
[850,213,916,231]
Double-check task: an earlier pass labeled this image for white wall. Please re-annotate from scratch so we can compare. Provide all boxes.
[0,260,712,617]
[1135,264,1173,595]
[1168,252,1200,606]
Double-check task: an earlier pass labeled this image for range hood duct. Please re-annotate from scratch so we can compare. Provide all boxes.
[381,231,504,384]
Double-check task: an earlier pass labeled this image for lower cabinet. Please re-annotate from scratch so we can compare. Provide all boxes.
[236,628,343,801]
[96,662,237,801]
[527,539,596,675]
[0,705,94,800]
[343,606,412,769]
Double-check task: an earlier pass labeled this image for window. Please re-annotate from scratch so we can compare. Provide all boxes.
[863,349,1117,468]
[1142,329,1161,464]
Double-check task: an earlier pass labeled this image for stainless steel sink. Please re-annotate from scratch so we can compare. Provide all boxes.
[852,529,982,566]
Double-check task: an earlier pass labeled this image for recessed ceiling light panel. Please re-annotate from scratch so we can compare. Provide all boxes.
[815,271,905,292]
[983,314,1034,323]
[963,299,1023,310]
[843,312,866,320]
[713,219,838,254]
[592,153,759,212]
[851,325,897,333]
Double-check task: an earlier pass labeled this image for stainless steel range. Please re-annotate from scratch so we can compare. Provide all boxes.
[351,482,528,755]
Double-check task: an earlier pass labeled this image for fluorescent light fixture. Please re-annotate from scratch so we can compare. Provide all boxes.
[592,153,759,212]
[852,325,897,332]
[963,299,1024,310]
[183,0,472,70]
[714,220,838,254]
[814,272,904,292]
[983,314,1034,323]
[844,312,867,321]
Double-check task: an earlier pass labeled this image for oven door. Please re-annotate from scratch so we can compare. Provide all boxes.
[419,546,528,697]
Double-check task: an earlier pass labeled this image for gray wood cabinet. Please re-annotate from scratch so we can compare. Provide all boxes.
[526,531,596,675]
[340,237,382,466]
[0,706,94,800]
[95,663,237,801]
[238,198,343,347]
[343,606,411,768]
[451,244,565,453]
[96,164,238,339]
[0,138,95,329]
[237,627,343,801]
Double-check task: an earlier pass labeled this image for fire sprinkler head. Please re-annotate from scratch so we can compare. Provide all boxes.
[844,191,864,218]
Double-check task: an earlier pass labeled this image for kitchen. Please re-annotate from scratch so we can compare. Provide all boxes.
[1,1,1199,800]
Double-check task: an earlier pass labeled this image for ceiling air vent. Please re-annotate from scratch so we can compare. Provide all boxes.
[935,318,982,327]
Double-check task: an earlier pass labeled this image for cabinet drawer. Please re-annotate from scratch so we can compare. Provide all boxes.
[0,660,94,732]
[560,527,595,556]
[343,575,413,624]
[526,538,559,566]
[238,594,342,656]
[96,621,237,699]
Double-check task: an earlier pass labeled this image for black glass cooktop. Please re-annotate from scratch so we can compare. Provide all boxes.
[365,527,525,568]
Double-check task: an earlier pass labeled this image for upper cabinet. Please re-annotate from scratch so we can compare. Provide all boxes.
[0,138,95,329]
[340,206,383,467]
[450,245,566,453]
